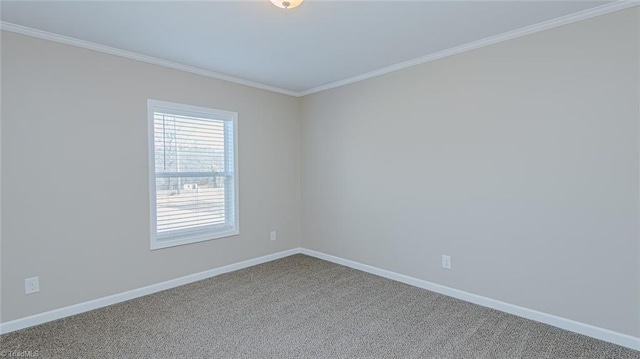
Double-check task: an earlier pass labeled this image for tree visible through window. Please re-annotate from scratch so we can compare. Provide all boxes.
[148,100,238,249]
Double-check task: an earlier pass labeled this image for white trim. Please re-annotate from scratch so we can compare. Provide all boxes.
[0,248,301,335]
[147,100,158,249]
[297,1,640,96]
[300,248,640,351]
[1,2,637,98]
[0,22,298,97]
[1,247,638,351]
[147,99,240,250]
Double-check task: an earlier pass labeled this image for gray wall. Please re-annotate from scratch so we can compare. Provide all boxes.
[301,7,639,337]
[1,32,301,322]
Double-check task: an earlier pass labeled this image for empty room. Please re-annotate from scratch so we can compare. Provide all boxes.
[1,1,639,358]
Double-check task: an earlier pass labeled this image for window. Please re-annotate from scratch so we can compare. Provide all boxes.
[147,100,239,250]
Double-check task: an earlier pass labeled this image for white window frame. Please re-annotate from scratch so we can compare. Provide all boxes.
[147,99,239,250]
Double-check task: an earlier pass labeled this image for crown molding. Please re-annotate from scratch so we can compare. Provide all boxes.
[0,22,299,97]
[298,1,640,97]
[1,1,638,98]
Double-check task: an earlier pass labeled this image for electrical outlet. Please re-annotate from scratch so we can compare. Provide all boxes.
[270,231,277,241]
[442,255,451,269]
[25,277,40,294]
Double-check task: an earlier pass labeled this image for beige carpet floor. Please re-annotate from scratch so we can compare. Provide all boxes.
[1,254,638,358]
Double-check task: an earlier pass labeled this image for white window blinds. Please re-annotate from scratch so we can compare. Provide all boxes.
[148,100,238,249]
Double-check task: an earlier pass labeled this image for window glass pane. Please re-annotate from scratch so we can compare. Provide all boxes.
[154,113,226,174]
[155,176,227,234]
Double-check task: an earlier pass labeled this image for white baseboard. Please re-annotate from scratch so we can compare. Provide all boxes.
[0,248,301,335]
[300,248,640,351]
[2,247,638,351]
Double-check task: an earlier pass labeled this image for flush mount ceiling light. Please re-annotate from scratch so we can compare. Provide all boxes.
[270,0,303,9]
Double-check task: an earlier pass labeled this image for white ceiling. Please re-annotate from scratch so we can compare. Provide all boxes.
[0,1,621,95]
